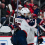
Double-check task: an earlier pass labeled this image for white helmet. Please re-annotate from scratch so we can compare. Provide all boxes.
[20,8,30,15]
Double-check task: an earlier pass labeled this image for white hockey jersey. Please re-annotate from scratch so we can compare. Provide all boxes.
[15,18,37,44]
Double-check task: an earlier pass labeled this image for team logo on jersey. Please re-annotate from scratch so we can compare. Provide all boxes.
[28,19,37,27]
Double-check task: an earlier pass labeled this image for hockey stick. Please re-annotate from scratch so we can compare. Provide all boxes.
[36,0,40,45]
[36,24,39,45]
[0,12,12,28]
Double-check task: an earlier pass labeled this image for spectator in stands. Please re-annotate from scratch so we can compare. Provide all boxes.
[29,0,34,7]
[27,5,34,14]
[33,4,39,15]
[15,4,23,17]
[1,3,9,25]
[15,4,23,12]
[1,0,6,8]
[1,3,8,17]
[29,0,34,11]
[31,0,33,4]
[39,12,44,19]
[38,9,45,19]
[24,1,34,14]
[11,0,21,10]
[24,1,29,8]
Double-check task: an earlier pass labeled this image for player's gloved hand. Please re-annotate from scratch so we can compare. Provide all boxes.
[38,36,43,44]
[9,25,14,30]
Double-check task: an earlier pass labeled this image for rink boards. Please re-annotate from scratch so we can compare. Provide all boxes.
[0,36,45,45]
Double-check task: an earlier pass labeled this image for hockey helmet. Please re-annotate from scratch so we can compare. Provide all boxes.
[20,8,30,15]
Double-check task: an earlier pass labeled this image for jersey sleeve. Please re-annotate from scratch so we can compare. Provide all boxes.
[31,27,39,36]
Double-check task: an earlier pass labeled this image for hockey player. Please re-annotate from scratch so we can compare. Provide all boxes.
[15,8,40,45]
[10,23,27,45]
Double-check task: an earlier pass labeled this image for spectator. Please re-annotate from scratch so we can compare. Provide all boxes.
[31,0,33,4]
[33,4,39,15]
[15,4,23,16]
[29,0,34,7]
[24,1,29,8]
[1,3,8,17]
[38,9,45,19]
[15,4,23,12]
[27,5,34,14]
[38,12,44,19]
[29,0,34,9]
[1,3,9,25]
[24,1,34,14]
